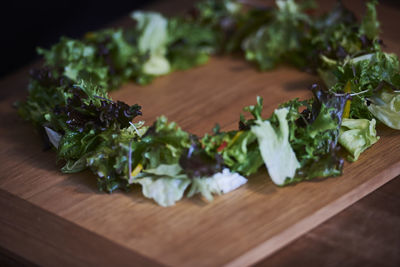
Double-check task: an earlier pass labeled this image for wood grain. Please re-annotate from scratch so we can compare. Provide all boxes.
[0,0,399,266]
[255,176,400,267]
[0,190,160,266]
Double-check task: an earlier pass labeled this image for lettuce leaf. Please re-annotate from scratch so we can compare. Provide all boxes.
[133,164,190,207]
[243,0,311,70]
[329,52,400,120]
[251,108,300,185]
[131,116,191,169]
[137,178,191,207]
[202,129,263,176]
[131,11,170,75]
[241,93,345,183]
[280,87,347,181]
[44,126,62,149]
[187,168,247,201]
[360,0,380,40]
[339,118,379,161]
[133,165,246,206]
[167,17,217,70]
[179,139,224,178]
[368,90,400,129]
[86,122,147,192]
[61,156,88,173]
[220,131,263,176]
[37,28,144,89]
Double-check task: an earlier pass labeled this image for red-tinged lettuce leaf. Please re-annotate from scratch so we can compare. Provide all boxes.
[56,87,141,133]
[280,85,350,182]
[290,144,344,182]
[179,137,224,178]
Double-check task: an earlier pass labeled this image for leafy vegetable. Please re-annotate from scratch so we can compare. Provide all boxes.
[133,164,246,206]
[329,52,400,120]
[55,87,142,133]
[132,11,171,75]
[191,0,241,50]
[243,0,311,70]
[16,67,71,127]
[167,17,217,70]
[87,122,146,192]
[179,138,224,178]
[16,0,393,206]
[130,116,191,170]
[202,130,264,176]
[137,177,191,207]
[360,0,380,40]
[187,168,247,202]
[251,108,300,185]
[310,0,381,80]
[37,29,146,89]
[44,126,62,149]
[280,85,349,181]
[133,164,191,207]
[242,86,348,184]
[339,118,379,161]
[368,89,400,129]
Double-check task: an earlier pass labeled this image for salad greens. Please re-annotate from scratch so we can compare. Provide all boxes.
[186,169,247,202]
[16,0,399,206]
[132,11,171,75]
[339,118,379,161]
[243,0,312,70]
[324,51,400,120]
[279,86,349,182]
[202,129,264,177]
[368,89,400,129]
[251,108,300,185]
[133,164,191,207]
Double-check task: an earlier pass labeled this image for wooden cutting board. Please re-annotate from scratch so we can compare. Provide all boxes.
[1,1,400,266]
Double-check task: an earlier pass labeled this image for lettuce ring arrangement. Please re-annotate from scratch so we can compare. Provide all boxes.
[17,0,400,207]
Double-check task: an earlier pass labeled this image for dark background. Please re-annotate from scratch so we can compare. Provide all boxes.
[0,0,154,78]
[1,0,400,79]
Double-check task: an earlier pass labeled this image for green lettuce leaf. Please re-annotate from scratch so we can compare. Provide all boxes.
[34,27,153,89]
[243,0,311,70]
[37,38,101,83]
[166,17,217,70]
[131,116,191,169]
[137,178,191,207]
[16,68,71,127]
[187,168,247,201]
[368,90,400,129]
[339,118,379,161]
[329,52,400,119]
[279,87,347,181]
[251,108,300,185]
[61,156,88,173]
[220,131,263,176]
[86,122,147,192]
[133,164,190,207]
[142,163,184,177]
[134,164,247,206]
[360,0,380,40]
[202,130,263,176]
[131,11,170,75]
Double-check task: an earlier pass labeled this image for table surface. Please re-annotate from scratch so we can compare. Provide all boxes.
[1,0,399,266]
